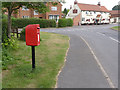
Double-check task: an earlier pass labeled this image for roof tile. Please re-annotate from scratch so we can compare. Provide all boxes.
[77,3,109,12]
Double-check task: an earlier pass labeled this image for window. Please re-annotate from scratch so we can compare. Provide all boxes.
[82,18,85,21]
[34,10,38,15]
[90,11,92,14]
[49,15,59,22]
[51,7,57,11]
[86,11,88,14]
[22,16,29,18]
[22,6,29,11]
[73,9,78,13]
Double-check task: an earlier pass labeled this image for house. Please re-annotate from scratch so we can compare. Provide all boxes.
[12,2,62,22]
[66,0,111,25]
[109,10,120,23]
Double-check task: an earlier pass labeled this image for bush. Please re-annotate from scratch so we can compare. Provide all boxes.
[66,18,73,26]
[58,18,73,27]
[2,14,8,19]
[12,18,56,28]
[20,27,26,41]
[2,48,16,70]
[58,19,67,27]
[2,19,8,43]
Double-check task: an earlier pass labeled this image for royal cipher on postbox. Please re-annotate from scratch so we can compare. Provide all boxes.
[25,24,40,46]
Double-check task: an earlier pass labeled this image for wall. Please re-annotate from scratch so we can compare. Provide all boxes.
[46,2,62,20]
[73,13,81,26]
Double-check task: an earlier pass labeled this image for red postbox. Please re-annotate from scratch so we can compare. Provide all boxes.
[25,24,40,46]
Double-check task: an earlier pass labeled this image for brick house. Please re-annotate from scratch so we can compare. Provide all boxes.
[12,2,62,22]
[66,0,110,25]
[109,10,120,23]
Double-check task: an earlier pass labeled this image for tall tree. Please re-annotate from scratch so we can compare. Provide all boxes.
[2,2,49,38]
[63,8,69,16]
[112,5,120,10]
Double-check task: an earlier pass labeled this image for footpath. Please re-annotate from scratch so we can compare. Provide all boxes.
[57,34,110,88]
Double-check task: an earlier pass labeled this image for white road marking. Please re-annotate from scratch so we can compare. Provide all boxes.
[109,37,120,43]
[97,32,105,36]
[80,36,115,88]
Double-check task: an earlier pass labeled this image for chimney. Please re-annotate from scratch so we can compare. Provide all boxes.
[70,5,72,9]
[74,0,78,4]
[97,2,101,6]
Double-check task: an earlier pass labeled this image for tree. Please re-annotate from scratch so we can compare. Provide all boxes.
[63,8,69,16]
[2,1,65,38]
[2,2,49,38]
[112,5,120,10]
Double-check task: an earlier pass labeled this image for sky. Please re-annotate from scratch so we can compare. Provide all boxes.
[62,0,120,11]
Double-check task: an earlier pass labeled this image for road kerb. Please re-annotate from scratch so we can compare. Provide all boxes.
[55,37,70,88]
[80,36,115,88]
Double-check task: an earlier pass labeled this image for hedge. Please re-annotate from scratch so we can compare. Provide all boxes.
[58,18,73,27]
[12,18,56,28]
[2,19,8,43]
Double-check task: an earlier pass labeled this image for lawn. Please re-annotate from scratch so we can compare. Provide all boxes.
[111,26,120,30]
[2,32,69,88]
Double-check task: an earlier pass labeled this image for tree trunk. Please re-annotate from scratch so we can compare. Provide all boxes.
[7,7,12,38]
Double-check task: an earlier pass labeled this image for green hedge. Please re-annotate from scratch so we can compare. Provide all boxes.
[12,18,56,28]
[58,18,73,27]
[2,19,8,43]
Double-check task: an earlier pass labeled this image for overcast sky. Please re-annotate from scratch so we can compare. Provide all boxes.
[62,0,119,11]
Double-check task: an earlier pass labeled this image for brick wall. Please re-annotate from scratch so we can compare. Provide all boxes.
[73,13,81,26]
[12,2,62,19]
[46,2,62,19]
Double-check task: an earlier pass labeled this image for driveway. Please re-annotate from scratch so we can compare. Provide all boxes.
[41,24,118,88]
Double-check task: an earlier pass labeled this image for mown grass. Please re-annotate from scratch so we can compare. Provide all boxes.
[111,26,120,30]
[2,32,69,88]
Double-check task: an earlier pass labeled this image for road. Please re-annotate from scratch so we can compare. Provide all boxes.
[41,24,118,88]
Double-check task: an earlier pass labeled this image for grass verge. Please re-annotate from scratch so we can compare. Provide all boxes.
[2,32,69,88]
[111,26,120,31]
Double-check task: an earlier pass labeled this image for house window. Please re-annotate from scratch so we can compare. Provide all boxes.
[73,9,78,13]
[51,7,57,11]
[86,11,88,14]
[90,11,92,14]
[82,18,85,21]
[34,10,38,15]
[22,6,29,11]
[22,16,29,18]
[49,15,59,22]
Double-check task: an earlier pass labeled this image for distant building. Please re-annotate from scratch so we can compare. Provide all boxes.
[11,2,62,22]
[109,10,120,23]
[66,0,111,25]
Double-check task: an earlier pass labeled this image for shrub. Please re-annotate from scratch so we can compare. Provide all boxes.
[20,27,26,41]
[12,18,56,28]
[2,19,8,43]
[2,48,15,70]
[66,18,73,26]
[58,18,73,27]
[58,19,67,27]
[2,14,8,19]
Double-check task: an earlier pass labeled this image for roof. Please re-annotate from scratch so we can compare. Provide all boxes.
[77,3,109,12]
[109,10,120,14]
[109,10,120,17]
